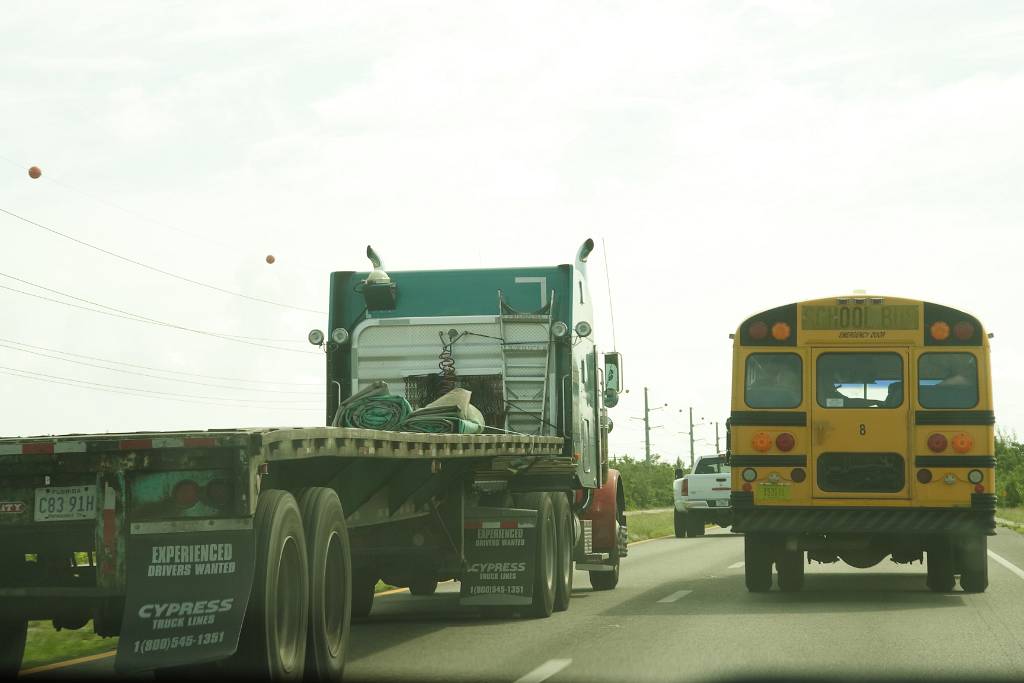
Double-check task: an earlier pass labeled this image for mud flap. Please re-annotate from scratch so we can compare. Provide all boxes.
[459,507,538,607]
[113,525,255,674]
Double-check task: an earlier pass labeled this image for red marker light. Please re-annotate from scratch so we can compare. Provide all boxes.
[749,321,768,341]
[927,433,948,453]
[775,433,795,452]
[266,254,276,264]
[742,482,752,492]
[28,166,42,179]
[953,321,974,341]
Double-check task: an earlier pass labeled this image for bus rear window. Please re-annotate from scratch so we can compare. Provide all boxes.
[744,353,802,409]
[918,353,979,409]
[816,353,903,408]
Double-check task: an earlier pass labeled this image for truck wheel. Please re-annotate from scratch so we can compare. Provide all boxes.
[299,488,351,682]
[958,535,988,593]
[0,619,27,678]
[686,513,705,538]
[350,573,376,618]
[232,489,309,681]
[674,511,687,538]
[776,549,805,592]
[926,537,955,593]
[744,534,773,592]
[527,493,557,617]
[408,578,438,595]
[551,493,574,612]
[588,558,620,591]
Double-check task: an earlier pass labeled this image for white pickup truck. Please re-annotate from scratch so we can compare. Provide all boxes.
[673,455,732,537]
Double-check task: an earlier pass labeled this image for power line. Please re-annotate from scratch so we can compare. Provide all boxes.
[0,342,320,394]
[0,364,321,405]
[0,274,319,355]
[601,237,617,350]
[0,336,321,386]
[0,369,321,412]
[0,206,326,315]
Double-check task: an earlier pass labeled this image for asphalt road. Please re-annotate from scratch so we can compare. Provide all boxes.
[25,528,1024,682]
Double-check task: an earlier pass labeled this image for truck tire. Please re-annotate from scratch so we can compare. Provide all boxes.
[527,493,557,618]
[926,537,955,593]
[350,573,376,618]
[958,535,988,593]
[298,487,351,682]
[551,493,574,612]
[588,558,620,591]
[0,619,27,678]
[408,578,438,596]
[744,534,773,592]
[232,489,309,681]
[685,512,705,538]
[776,549,805,592]
[674,511,686,538]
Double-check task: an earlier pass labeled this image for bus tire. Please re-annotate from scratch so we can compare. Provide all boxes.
[926,537,955,593]
[551,493,574,612]
[0,619,27,678]
[686,513,705,538]
[298,487,351,682]
[958,535,988,594]
[231,489,309,681]
[744,534,773,592]
[522,493,556,617]
[777,549,805,592]
[589,557,620,591]
[350,573,376,618]
[408,578,438,596]
[674,511,687,538]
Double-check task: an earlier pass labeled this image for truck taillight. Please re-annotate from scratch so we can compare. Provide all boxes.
[681,479,689,496]
[172,480,200,508]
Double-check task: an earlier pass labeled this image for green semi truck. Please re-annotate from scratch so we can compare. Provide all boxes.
[0,238,627,679]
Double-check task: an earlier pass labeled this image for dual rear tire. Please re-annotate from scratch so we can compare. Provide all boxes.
[743,534,804,593]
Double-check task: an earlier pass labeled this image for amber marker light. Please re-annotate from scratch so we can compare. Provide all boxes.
[752,432,772,452]
[930,321,951,341]
[771,322,791,341]
[951,432,973,453]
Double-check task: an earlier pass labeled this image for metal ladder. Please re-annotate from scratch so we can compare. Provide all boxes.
[497,290,555,436]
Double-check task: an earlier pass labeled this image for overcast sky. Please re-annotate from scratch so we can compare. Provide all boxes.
[2,1,1023,465]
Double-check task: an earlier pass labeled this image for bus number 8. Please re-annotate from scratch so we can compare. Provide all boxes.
[859,424,866,436]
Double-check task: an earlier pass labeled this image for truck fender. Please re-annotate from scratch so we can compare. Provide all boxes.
[580,468,625,554]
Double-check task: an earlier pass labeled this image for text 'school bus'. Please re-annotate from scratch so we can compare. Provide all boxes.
[727,295,994,593]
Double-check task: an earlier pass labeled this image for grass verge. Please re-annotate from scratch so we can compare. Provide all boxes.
[22,621,117,672]
[998,507,1024,531]
[624,509,675,542]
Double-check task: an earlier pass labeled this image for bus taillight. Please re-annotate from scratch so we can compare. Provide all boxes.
[775,433,795,452]
[790,468,806,483]
[929,321,950,341]
[749,321,768,340]
[954,321,975,341]
[927,433,948,453]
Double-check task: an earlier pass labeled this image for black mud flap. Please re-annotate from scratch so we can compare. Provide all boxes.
[459,506,538,608]
[114,525,255,674]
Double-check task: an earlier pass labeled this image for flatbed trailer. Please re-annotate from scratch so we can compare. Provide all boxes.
[0,239,628,680]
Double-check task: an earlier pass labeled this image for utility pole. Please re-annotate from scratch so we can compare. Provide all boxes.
[688,407,696,469]
[643,387,651,464]
[715,421,721,454]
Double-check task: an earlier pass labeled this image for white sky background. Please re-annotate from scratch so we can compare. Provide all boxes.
[2,1,1023,467]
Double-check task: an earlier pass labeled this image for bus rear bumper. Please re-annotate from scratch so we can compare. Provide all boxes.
[730,492,996,536]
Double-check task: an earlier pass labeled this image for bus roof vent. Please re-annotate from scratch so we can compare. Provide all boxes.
[869,297,884,305]
[836,297,850,305]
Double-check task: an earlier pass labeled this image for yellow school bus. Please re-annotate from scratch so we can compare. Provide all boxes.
[728,295,995,593]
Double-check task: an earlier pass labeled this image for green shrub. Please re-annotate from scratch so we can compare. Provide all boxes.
[609,455,684,510]
[996,430,1024,508]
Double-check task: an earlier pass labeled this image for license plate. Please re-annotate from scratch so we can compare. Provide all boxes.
[34,486,97,522]
[756,483,790,502]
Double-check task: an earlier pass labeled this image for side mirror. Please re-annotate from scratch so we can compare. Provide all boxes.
[674,468,685,479]
[604,351,623,393]
[603,388,619,408]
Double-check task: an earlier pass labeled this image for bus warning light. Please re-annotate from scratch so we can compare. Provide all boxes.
[929,321,951,341]
[954,321,975,341]
[927,433,948,453]
[951,433,973,453]
[771,322,791,341]
[749,321,768,341]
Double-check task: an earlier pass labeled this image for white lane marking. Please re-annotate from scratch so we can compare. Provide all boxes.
[728,562,745,569]
[657,589,693,603]
[514,659,572,683]
[988,550,1024,581]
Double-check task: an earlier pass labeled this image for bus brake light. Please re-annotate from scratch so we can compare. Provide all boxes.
[916,469,932,484]
[929,321,950,341]
[953,321,975,341]
[927,433,947,453]
[775,433,795,452]
[749,321,768,340]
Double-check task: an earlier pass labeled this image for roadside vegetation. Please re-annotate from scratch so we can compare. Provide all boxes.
[22,621,117,672]
[611,455,685,510]
[996,431,1024,508]
[624,509,674,541]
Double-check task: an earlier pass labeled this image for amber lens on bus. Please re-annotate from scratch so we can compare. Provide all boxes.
[929,321,950,341]
[951,432,973,453]
[916,469,932,484]
[771,322,791,341]
[749,321,768,340]
[752,432,772,452]
[953,321,975,341]
[172,480,201,508]
[927,433,948,452]
[790,468,806,483]
[775,433,795,451]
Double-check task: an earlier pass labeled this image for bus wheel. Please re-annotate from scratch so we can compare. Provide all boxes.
[777,549,805,592]
[926,537,955,593]
[958,535,988,593]
[350,572,376,618]
[550,493,574,612]
[527,493,557,618]
[686,513,705,537]
[299,488,351,682]
[674,511,687,538]
[744,534,773,592]
[408,577,438,596]
[232,490,309,681]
